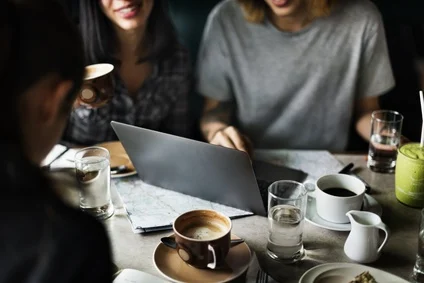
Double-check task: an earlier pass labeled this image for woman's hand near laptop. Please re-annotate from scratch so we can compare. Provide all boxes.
[200,98,253,156]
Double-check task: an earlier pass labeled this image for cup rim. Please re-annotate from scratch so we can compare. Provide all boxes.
[173,209,232,242]
[398,142,424,163]
[75,146,110,163]
[371,109,404,123]
[84,63,114,80]
[267,180,307,201]
[316,174,365,198]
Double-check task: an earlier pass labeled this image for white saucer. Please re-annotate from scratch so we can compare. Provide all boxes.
[299,262,408,283]
[305,194,382,231]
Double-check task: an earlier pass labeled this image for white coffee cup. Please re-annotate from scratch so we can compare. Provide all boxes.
[315,174,366,223]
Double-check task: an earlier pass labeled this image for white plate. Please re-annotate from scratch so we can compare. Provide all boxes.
[113,268,168,283]
[111,171,137,179]
[305,194,382,231]
[299,262,409,283]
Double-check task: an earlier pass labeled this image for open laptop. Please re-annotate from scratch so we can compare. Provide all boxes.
[111,121,307,216]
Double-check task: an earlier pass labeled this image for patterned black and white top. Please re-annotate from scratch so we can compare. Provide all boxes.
[63,47,192,146]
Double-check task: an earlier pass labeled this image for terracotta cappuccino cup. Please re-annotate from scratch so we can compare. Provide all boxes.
[173,209,232,269]
[77,63,114,108]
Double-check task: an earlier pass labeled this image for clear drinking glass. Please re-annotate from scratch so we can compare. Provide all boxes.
[367,110,404,173]
[75,146,114,220]
[267,180,307,263]
[412,209,424,282]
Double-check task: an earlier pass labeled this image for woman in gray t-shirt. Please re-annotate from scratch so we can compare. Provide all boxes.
[197,0,394,152]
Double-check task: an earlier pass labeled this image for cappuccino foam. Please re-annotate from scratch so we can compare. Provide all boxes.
[84,64,114,80]
[182,221,227,240]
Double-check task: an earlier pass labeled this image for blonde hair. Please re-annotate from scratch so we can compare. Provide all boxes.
[237,0,338,23]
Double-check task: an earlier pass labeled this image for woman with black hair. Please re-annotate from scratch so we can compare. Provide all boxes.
[63,0,192,146]
[0,0,112,282]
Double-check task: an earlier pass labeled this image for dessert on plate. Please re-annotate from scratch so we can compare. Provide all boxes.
[349,271,377,283]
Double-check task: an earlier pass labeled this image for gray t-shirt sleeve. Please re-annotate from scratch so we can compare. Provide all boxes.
[357,15,395,98]
[196,7,233,101]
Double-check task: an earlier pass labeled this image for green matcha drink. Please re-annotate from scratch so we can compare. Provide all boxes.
[395,143,424,207]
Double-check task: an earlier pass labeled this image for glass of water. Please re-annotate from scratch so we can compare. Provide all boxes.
[367,110,403,173]
[412,209,424,282]
[75,147,114,220]
[267,180,307,263]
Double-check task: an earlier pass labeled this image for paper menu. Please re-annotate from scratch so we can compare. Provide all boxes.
[112,150,344,233]
[112,176,253,233]
[254,149,345,183]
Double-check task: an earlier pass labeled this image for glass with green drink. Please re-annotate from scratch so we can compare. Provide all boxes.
[395,143,424,207]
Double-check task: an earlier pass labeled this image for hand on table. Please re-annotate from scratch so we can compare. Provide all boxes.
[209,126,253,156]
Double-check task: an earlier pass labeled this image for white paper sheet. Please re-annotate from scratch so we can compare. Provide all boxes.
[112,177,253,233]
[41,144,68,167]
[254,149,345,183]
[48,148,79,169]
[113,269,168,283]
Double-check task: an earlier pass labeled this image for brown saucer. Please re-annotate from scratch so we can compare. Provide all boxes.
[153,234,252,283]
[96,141,137,178]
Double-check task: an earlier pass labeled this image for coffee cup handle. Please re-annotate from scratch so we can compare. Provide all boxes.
[207,245,217,269]
[304,182,316,198]
[376,222,390,254]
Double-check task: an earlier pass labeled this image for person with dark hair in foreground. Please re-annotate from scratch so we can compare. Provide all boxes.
[0,0,112,282]
[63,0,192,146]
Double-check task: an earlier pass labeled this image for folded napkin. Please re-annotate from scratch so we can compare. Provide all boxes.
[41,144,68,167]
[43,145,79,169]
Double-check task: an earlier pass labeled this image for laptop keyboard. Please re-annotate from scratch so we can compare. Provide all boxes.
[256,178,273,212]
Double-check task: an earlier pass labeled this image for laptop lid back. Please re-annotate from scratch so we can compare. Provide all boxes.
[111,121,266,216]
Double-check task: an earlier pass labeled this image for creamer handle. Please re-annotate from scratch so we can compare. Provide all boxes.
[377,222,390,254]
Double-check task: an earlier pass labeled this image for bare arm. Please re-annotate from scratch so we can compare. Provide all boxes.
[355,96,380,141]
[200,97,252,155]
[200,98,232,141]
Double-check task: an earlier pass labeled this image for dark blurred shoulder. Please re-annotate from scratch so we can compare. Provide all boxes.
[159,44,192,77]
[0,188,112,282]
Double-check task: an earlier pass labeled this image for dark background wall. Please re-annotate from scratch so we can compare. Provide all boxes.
[348,1,424,151]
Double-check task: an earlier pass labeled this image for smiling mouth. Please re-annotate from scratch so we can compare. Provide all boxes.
[272,0,289,7]
[114,2,143,19]
[115,2,142,13]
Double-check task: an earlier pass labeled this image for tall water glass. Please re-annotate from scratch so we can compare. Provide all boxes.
[367,110,403,173]
[412,209,424,282]
[75,147,114,220]
[267,180,307,263]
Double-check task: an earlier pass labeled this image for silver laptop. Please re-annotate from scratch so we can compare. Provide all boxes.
[111,121,307,216]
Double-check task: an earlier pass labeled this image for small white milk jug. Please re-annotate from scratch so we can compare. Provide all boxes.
[344,210,390,263]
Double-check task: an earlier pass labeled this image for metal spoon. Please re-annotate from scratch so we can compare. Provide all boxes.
[160,237,245,249]
[110,165,128,175]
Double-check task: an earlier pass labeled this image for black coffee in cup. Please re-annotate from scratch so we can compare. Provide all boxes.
[316,174,366,223]
[324,187,356,197]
